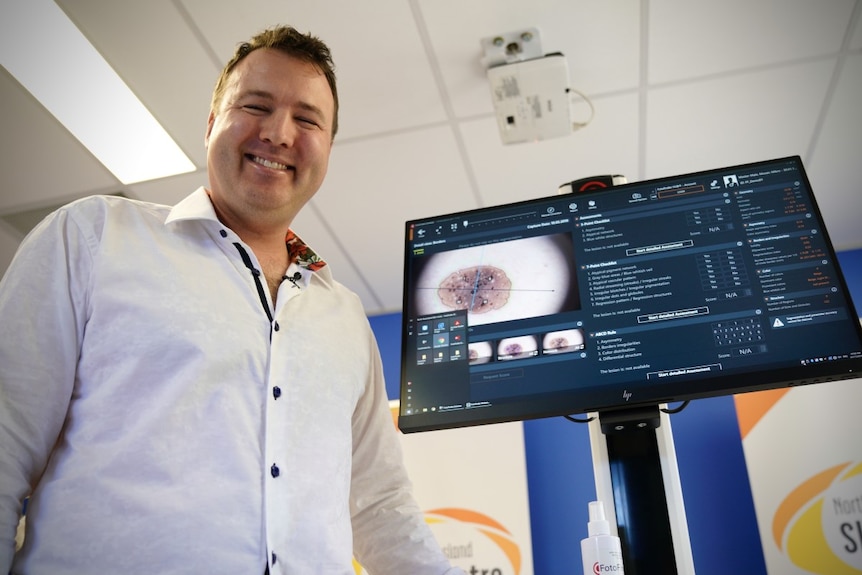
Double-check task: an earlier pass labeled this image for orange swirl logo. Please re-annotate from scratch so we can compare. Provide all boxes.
[353,507,521,575]
[425,508,521,574]
[773,461,862,574]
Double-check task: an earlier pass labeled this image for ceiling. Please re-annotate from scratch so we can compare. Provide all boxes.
[2,0,861,317]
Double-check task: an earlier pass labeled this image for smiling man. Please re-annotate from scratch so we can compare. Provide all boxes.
[0,26,463,575]
[205,45,335,302]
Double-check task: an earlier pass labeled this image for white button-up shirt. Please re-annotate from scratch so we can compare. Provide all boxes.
[0,188,460,575]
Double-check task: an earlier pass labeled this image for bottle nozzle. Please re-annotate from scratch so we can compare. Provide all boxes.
[589,500,606,522]
[587,500,611,536]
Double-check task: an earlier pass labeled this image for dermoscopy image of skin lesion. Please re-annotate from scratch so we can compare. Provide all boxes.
[468,328,585,365]
[411,233,581,327]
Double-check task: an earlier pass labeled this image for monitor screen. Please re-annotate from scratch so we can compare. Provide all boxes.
[398,156,862,433]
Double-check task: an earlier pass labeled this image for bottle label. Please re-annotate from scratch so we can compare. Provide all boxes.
[585,549,624,574]
[590,558,624,574]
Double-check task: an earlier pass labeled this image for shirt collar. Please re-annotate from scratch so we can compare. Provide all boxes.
[165,186,219,225]
[165,187,328,272]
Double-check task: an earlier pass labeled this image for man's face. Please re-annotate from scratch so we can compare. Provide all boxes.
[205,48,335,233]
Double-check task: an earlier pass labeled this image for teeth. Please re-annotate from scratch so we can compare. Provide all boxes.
[252,156,289,170]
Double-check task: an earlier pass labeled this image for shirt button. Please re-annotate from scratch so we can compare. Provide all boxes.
[272,386,282,400]
[271,464,280,478]
[273,321,280,332]
[219,229,227,238]
[272,552,278,565]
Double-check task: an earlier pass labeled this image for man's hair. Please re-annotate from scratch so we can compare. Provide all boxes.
[210,25,339,138]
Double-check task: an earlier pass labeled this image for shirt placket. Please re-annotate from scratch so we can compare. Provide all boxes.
[211,223,315,573]
[262,267,307,574]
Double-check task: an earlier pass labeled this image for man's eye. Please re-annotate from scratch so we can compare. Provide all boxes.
[297,117,319,127]
[243,105,267,113]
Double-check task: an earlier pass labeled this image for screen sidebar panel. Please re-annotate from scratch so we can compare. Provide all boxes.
[399,156,862,432]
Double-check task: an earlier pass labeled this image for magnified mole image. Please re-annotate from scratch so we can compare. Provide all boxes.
[542,329,585,354]
[411,233,580,326]
[437,265,511,313]
[497,335,538,361]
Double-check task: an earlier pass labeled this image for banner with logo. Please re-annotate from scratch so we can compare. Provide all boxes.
[356,401,533,575]
[736,377,862,574]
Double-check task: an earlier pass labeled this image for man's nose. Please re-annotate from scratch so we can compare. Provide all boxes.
[260,111,296,147]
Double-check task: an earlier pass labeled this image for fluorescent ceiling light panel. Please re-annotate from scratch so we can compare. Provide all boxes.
[0,0,196,184]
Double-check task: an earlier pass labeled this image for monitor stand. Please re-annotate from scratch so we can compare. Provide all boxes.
[588,405,696,574]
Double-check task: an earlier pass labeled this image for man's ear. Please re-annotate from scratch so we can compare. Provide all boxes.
[205,110,216,147]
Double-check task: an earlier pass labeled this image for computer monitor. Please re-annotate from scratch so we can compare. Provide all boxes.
[398,156,862,433]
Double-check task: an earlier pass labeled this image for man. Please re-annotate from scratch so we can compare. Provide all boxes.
[0,26,462,575]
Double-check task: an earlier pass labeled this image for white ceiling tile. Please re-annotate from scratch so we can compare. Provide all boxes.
[851,9,862,51]
[179,0,287,61]
[419,0,641,119]
[308,126,478,310]
[186,0,448,140]
[0,67,118,213]
[645,59,835,179]
[808,52,862,251]
[56,0,219,168]
[461,92,641,207]
[649,0,855,84]
[281,0,449,139]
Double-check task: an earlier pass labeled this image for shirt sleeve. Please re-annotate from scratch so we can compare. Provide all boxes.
[0,206,92,571]
[348,328,465,575]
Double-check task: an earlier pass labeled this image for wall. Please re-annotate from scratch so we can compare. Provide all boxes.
[369,247,861,575]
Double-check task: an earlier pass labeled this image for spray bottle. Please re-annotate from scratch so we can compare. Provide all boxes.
[581,500,625,575]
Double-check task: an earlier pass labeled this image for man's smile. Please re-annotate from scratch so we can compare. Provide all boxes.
[247,154,292,171]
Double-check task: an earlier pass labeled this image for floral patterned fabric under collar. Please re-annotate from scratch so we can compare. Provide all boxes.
[285,229,327,271]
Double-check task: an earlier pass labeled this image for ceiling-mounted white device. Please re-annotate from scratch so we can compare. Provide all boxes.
[481,28,574,145]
